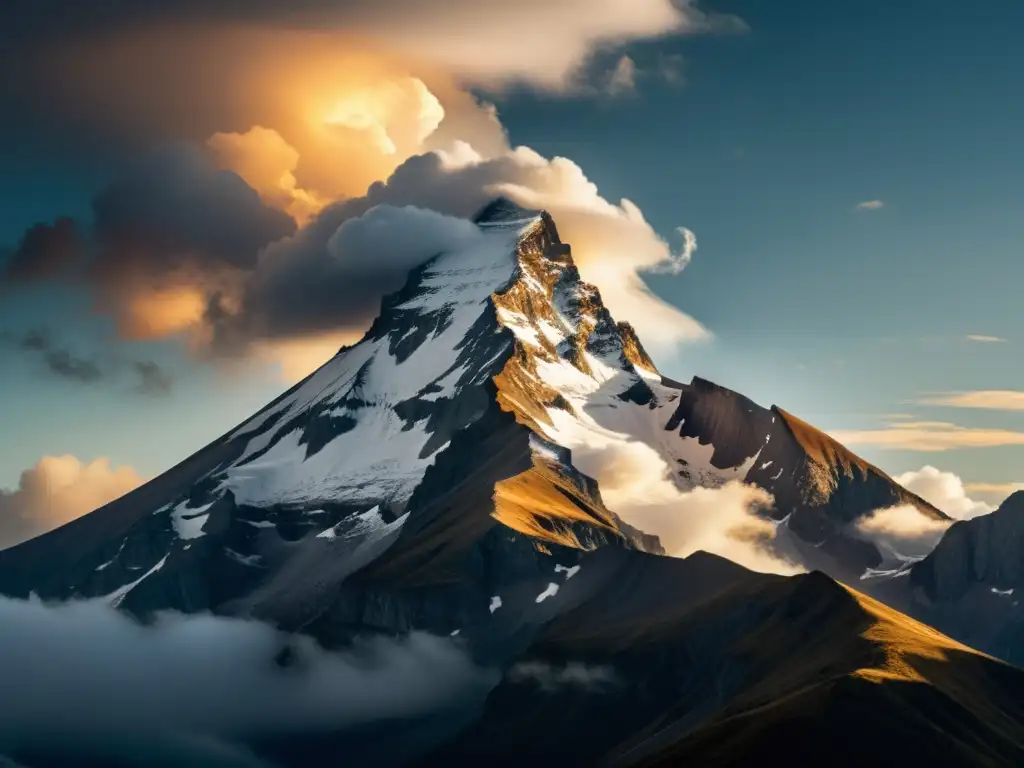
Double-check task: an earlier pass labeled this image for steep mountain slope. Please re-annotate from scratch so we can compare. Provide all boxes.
[429,556,1024,767]
[862,491,1024,667]
[1,198,1022,767]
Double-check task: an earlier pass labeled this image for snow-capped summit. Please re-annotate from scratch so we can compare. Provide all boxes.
[0,197,948,611]
[3,198,1023,767]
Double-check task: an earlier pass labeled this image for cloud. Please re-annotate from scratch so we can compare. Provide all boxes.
[607,56,638,94]
[200,145,708,373]
[0,217,80,283]
[133,360,173,396]
[567,439,802,576]
[852,505,952,559]
[3,328,174,395]
[966,334,1007,343]
[0,456,144,550]
[918,390,1024,412]
[894,465,994,520]
[206,204,485,359]
[507,661,618,692]
[3,5,716,379]
[0,596,495,766]
[856,200,884,210]
[829,420,1024,452]
[6,1,741,99]
[207,127,325,225]
[16,328,103,384]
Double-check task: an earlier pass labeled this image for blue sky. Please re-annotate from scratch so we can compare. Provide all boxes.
[1,0,1022,507]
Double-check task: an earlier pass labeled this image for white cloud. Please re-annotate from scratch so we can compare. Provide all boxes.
[568,439,802,576]
[856,200,884,210]
[918,390,1024,412]
[894,465,994,520]
[829,420,1024,452]
[853,505,952,559]
[966,334,1007,344]
[0,456,144,550]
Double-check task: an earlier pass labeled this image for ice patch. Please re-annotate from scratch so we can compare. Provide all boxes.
[535,582,560,603]
[992,587,1015,596]
[489,596,503,614]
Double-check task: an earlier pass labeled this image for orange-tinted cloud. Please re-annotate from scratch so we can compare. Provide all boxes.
[5,4,725,381]
[0,455,144,549]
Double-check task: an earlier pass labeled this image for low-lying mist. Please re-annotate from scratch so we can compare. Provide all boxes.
[0,595,498,767]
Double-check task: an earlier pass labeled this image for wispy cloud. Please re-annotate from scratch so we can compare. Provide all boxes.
[606,55,637,95]
[2,328,173,396]
[918,390,1024,412]
[966,334,1007,343]
[856,200,885,210]
[964,482,1024,495]
[829,420,1024,452]
[17,329,103,384]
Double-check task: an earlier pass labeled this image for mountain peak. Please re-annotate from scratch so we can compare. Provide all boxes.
[473,196,541,224]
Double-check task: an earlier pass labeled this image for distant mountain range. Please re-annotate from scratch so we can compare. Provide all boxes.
[2,199,1022,766]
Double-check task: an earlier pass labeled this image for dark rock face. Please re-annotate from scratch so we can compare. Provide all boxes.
[865,491,1024,666]
[426,555,1024,768]
[914,492,1024,600]
[656,376,946,581]
[665,376,775,471]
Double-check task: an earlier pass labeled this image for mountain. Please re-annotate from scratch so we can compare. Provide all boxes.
[867,491,1024,667]
[659,377,949,581]
[2,198,1022,766]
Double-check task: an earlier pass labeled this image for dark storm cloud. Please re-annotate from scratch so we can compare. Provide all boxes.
[0,217,81,283]
[203,152,506,353]
[89,145,296,284]
[3,328,174,395]
[0,596,496,767]
[209,202,485,352]
[0,146,294,294]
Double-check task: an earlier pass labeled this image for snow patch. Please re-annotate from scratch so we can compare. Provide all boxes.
[489,596,503,614]
[535,583,560,603]
[170,499,215,541]
[104,555,169,608]
[554,564,580,580]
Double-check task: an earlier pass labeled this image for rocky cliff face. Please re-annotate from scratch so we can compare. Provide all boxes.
[871,491,1024,665]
